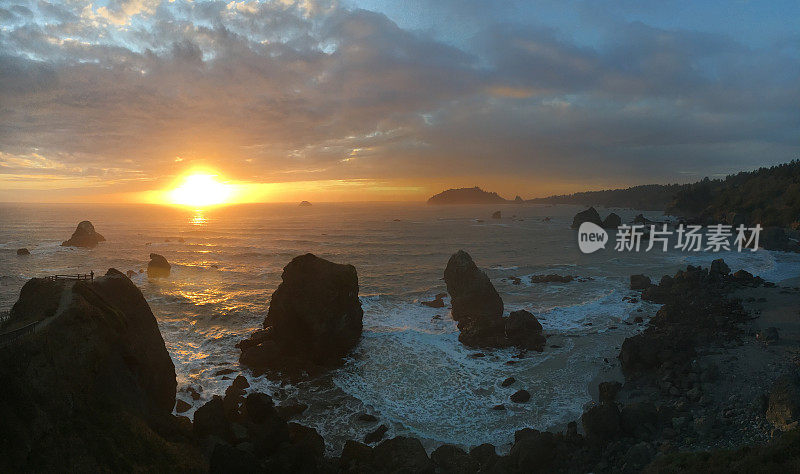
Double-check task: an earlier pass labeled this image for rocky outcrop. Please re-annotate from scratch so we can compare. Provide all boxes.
[602,213,621,229]
[571,207,603,228]
[16,248,30,255]
[147,253,171,278]
[531,274,574,283]
[60,220,105,248]
[427,187,508,205]
[629,274,651,290]
[444,250,545,350]
[0,269,197,472]
[238,253,363,376]
[571,207,621,229]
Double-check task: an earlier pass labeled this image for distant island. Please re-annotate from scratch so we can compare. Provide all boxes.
[427,161,800,228]
[427,187,512,205]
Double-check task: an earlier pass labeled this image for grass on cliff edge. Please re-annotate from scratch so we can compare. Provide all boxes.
[645,428,800,473]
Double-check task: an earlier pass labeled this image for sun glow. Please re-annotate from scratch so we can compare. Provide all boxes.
[169,173,232,207]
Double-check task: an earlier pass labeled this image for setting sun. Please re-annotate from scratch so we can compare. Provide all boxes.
[169,174,232,207]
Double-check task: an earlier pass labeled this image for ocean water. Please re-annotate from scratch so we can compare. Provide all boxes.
[2,202,799,453]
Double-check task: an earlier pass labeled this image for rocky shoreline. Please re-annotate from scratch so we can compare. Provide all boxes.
[3,255,800,472]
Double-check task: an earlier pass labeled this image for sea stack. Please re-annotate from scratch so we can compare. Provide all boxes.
[444,250,545,350]
[238,253,363,376]
[147,253,171,278]
[299,200,312,207]
[61,220,105,248]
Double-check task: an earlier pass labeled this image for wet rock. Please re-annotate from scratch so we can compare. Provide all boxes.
[16,248,30,256]
[602,212,621,229]
[530,274,575,283]
[175,399,191,413]
[238,253,363,375]
[61,220,105,248]
[710,258,731,277]
[505,310,546,351]
[571,207,604,229]
[766,374,800,431]
[147,253,171,278]
[421,295,445,308]
[365,424,388,444]
[275,401,308,420]
[492,210,502,219]
[501,377,516,387]
[510,390,531,403]
[444,250,505,346]
[358,413,378,422]
[630,274,652,290]
[492,404,506,410]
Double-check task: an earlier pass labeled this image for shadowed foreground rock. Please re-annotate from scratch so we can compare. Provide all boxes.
[444,250,545,350]
[0,269,200,472]
[238,253,363,376]
[147,253,172,278]
[61,220,105,248]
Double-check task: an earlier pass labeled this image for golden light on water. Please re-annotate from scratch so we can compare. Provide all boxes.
[169,174,232,207]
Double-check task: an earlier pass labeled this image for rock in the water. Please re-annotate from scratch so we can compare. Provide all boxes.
[371,437,433,473]
[630,274,652,290]
[445,251,546,350]
[175,399,191,413]
[288,422,325,457]
[510,389,531,403]
[421,295,446,308]
[530,274,574,283]
[365,424,388,444]
[126,269,136,278]
[431,444,477,473]
[61,220,105,248]
[238,253,363,375]
[299,201,312,207]
[505,310,546,351]
[491,210,502,219]
[16,248,30,256]
[710,258,731,277]
[766,374,800,431]
[501,377,516,387]
[602,213,621,229]
[571,207,603,229]
[147,253,171,278]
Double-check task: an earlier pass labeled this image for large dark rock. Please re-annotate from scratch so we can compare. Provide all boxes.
[16,248,30,256]
[602,212,621,229]
[444,251,546,350]
[0,269,197,471]
[766,374,800,431]
[61,220,105,248]
[505,310,546,351]
[147,253,171,278]
[630,274,652,290]
[571,207,603,229]
[581,403,621,442]
[371,437,434,473]
[238,253,363,375]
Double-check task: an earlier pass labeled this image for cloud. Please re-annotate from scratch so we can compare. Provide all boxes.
[0,0,797,200]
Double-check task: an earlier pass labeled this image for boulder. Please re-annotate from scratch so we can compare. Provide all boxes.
[530,274,574,283]
[630,274,652,290]
[16,248,30,256]
[571,207,603,229]
[61,220,105,248]
[491,211,502,219]
[147,253,171,278]
[444,250,505,346]
[288,422,325,457]
[421,295,445,308]
[365,424,388,444]
[504,310,546,351]
[602,212,621,229]
[510,390,531,403]
[431,444,477,473]
[766,374,800,431]
[238,253,363,375]
[710,258,731,277]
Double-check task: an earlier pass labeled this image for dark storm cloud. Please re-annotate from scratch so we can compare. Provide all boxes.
[0,0,797,195]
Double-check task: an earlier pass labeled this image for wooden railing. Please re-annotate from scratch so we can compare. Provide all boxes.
[0,320,38,347]
[43,273,93,281]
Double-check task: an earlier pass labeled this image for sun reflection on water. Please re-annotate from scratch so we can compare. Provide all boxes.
[190,209,207,226]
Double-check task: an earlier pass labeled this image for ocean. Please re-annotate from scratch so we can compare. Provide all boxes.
[2,202,799,453]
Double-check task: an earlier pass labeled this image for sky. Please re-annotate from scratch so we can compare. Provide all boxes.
[0,0,798,203]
